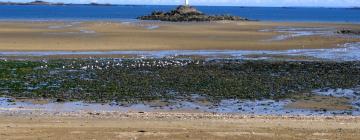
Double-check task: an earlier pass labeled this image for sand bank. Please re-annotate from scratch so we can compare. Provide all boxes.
[0,21,359,51]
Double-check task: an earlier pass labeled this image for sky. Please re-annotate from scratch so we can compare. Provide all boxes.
[5,0,360,7]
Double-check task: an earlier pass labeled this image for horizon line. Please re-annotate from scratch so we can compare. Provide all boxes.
[0,4,358,8]
[0,1,359,8]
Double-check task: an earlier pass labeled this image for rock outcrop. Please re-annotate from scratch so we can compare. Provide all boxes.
[28,0,51,5]
[138,5,249,22]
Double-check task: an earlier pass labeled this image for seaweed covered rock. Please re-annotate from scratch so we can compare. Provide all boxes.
[138,5,249,22]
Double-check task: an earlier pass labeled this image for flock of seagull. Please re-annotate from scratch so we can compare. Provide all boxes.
[35,59,204,71]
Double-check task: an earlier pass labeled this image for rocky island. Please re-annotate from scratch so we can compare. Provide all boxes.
[0,0,64,5]
[138,5,249,22]
[0,1,113,6]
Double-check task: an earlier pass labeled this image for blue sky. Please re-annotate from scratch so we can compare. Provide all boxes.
[6,0,360,7]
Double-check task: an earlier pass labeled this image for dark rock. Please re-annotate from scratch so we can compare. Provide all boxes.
[55,98,65,102]
[88,112,101,115]
[7,98,15,102]
[138,5,249,22]
[337,29,360,35]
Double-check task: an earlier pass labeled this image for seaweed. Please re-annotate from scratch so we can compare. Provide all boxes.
[0,59,359,103]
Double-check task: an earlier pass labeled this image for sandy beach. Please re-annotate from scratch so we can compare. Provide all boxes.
[1,112,360,140]
[0,21,359,52]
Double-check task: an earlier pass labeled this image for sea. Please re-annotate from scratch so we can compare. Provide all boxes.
[0,5,359,23]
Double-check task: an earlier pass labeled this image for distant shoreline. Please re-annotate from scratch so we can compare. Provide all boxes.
[0,1,112,6]
[0,1,359,9]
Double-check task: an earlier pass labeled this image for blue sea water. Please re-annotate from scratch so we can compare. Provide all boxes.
[0,5,359,23]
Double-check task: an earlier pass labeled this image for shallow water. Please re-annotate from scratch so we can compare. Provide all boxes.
[145,25,160,30]
[1,42,360,61]
[1,86,359,116]
[0,98,154,113]
[260,26,337,41]
[45,22,97,35]
[313,87,360,113]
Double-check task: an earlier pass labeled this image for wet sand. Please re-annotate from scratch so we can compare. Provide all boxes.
[0,21,359,51]
[0,112,360,140]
